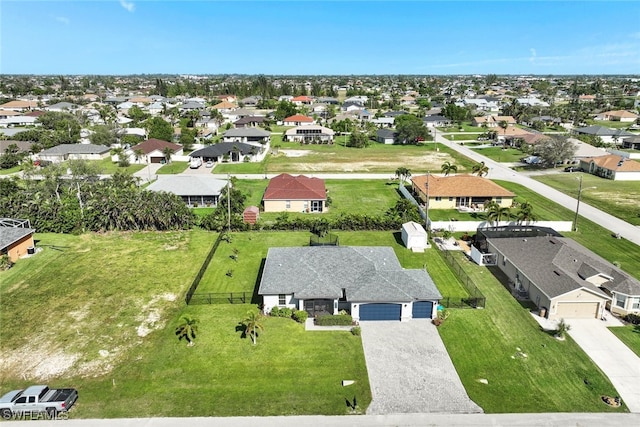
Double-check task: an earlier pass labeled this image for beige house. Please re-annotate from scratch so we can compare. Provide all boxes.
[595,110,638,122]
[410,174,515,210]
[263,174,327,213]
[472,115,517,128]
[579,155,640,181]
[0,219,35,262]
[472,227,617,320]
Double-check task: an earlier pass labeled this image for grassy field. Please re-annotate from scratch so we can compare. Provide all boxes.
[0,230,371,417]
[438,252,627,413]
[156,161,189,174]
[95,158,146,174]
[534,172,640,225]
[235,179,403,221]
[587,120,637,130]
[443,133,482,141]
[438,123,486,132]
[0,165,22,175]
[214,140,476,174]
[470,146,526,163]
[608,326,640,358]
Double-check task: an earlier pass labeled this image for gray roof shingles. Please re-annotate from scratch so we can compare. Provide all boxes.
[0,227,35,251]
[258,246,442,302]
[146,176,228,196]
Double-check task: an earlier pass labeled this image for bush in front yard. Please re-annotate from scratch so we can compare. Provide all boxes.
[623,313,640,325]
[270,307,293,318]
[292,309,308,323]
[316,314,353,326]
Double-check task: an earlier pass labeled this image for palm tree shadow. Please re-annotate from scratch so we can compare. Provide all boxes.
[235,323,248,340]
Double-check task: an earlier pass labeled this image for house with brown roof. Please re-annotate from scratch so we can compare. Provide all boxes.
[594,110,638,123]
[410,174,515,210]
[211,100,237,112]
[283,114,314,126]
[578,154,640,181]
[291,95,313,105]
[130,139,183,164]
[472,115,517,128]
[263,173,328,213]
[0,100,39,112]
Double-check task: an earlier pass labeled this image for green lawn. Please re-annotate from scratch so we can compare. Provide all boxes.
[156,161,189,174]
[0,231,371,417]
[587,120,637,130]
[534,172,640,225]
[471,146,527,163]
[438,123,486,132]
[443,133,482,141]
[0,165,22,175]
[493,180,571,221]
[608,326,640,358]
[95,158,146,174]
[214,141,475,174]
[438,252,627,413]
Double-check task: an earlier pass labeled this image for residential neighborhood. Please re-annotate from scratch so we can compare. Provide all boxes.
[1,72,640,422]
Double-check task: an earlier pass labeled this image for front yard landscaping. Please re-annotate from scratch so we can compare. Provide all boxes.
[438,252,627,413]
[156,161,189,174]
[470,146,527,163]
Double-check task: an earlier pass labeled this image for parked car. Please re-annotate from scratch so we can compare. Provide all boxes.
[205,160,214,168]
[0,385,78,419]
[189,158,202,169]
[564,166,581,172]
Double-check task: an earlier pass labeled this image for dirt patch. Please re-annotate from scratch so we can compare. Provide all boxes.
[0,342,79,381]
[281,149,311,157]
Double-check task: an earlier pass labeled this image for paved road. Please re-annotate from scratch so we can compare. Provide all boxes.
[360,320,482,414]
[5,413,640,426]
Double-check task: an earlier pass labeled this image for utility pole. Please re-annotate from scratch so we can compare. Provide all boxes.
[227,173,231,234]
[425,171,430,236]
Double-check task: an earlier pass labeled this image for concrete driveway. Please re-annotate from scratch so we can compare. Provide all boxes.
[360,320,482,415]
[566,318,640,413]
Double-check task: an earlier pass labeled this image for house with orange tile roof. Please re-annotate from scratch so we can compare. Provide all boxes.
[211,100,237,112]
[410,174,515,209]
[262,173,328,213]
[283,114,314,126]
[291,95,313,105]
[578,154,640,181]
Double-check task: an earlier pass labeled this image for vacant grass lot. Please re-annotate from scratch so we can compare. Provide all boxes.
[156,161,189,174]
[534,172,640,225]
[470,146,526,163]
[214,140,475,174]
[608,326,640,358]
[95,158,146,174]
[438,252,626,413]
[443,133,482,141]
[236,179,403,221]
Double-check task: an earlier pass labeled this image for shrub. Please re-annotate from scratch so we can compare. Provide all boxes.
[350,326,361,336]
[270,306,281,317]
[270,306,292,318]
[316,314,352,326]
[623,313,640,325]
[432,318,443,326]
[292,309,308,323]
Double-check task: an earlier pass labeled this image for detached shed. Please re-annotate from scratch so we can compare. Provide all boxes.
[401,221,428,252]
[243,206,260,224]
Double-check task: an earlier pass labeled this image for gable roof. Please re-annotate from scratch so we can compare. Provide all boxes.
[258,246,442,302]
[411,174,515,198]
[0,223,35,252]
[212,100,236,110]
[488,235,637,298]
[573,125,635,137]
[291,95,312,102]
[131,139,181,154]
[146,176,228,197]
[223,127,270,138]
[0,140,33,153]
[263,173,326,201]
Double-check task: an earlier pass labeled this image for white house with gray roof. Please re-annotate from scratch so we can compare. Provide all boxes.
[146,175,228,207]
[258,246,442,322]
[37,144,110,163]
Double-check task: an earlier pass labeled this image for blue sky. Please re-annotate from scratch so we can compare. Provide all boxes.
[1,1,639,75]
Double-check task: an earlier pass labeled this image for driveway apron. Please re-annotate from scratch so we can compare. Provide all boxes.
[567,318,640,413]
[360,320,482,414]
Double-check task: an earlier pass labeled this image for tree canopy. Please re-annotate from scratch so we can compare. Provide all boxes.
[394,114,429,144]
[146,116,174,142]
[537,135,577,167]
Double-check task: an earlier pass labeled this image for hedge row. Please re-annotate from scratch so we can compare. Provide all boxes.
[315,314,353,326]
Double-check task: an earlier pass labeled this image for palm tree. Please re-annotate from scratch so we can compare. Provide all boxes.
[516,200,537,225]
[440,161,458,176]
[472,161,489,177]
[162,146,174,164]
[175,315,199,346]
[242,310,265,345]
[110,146,128,167]
[133,148,145,164]
[498,120,509,149]
[487,203,511,228]
[394,167,411,182]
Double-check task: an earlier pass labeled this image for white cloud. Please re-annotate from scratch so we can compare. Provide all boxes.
[54,16,70,25]
[120,0,135,13]
[529,48,537,63]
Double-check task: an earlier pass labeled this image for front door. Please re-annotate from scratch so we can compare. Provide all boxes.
[311,200,323,212]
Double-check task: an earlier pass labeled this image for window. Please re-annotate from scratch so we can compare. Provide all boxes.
[303,202,308,209]
[502,256,507,267]
[616,294,626,308]
[278,294,286,305]
[28,396,35,403]
[16,397,26,404]
[632,297,640,310]
[449,197,453,201]
[496,197,502,204]
[285,200,291,209]
[435,196,442,201]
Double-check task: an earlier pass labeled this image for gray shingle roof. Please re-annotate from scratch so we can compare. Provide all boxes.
[190,142,256,158]
[0,226,35,251]
[146,176,228,197]
[488,236,636,298]
[258,246,442,302]
[223,127,270,137]
[39,144,110,155]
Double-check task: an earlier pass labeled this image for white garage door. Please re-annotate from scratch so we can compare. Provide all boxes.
[556,302,599,318]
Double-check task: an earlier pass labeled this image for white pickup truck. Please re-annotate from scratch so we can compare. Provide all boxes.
[0,385,78,419]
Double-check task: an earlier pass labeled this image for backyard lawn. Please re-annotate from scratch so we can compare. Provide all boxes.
[437,251,627,413]
[534,172,640,225]
[608,326,640,358]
